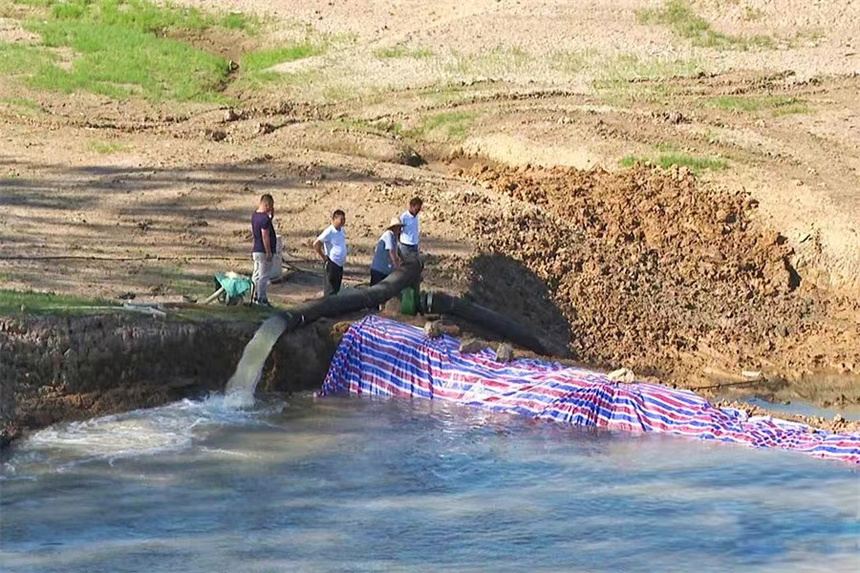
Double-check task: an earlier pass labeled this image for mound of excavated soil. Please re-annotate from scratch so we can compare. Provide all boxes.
[459,162,860,393]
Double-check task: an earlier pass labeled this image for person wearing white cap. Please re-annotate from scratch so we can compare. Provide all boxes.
[370,217,403,286]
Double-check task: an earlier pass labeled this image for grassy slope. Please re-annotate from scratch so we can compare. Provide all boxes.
[0,289,275,320]
[0,0,326,101]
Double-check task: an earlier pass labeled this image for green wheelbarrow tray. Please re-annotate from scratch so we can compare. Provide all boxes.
[206,272,253,305]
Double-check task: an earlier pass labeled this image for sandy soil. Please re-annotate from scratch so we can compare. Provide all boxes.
[1,0,859,407]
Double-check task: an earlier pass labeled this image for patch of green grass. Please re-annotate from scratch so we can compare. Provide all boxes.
[11,0,62,7]
[793,28,824,47]
[0,289,114,315]
[594,79,675,106]
[313,83,346,103]
[591,54,701,106]
[221,11,257,32]
[410,111,476,141]
[88,139,129,153]
[550,49,598,74]
[0,42,57,75]
[0,288,275,319]
[550,50,703,105]
[771,101,812,116]
[4,0,53,12]
[45,0,258,34]
[417,82,483,104]
[743,6,765,21]
[620,152,728,174]
[601,53,701,82]
[706,95,810,115]
[0,96,42,111]
[235,67,321,92]
[3,0,267,101]
[619,156,638,168]
[637,0,774,50]
[373,45,434,59]
[236,38,328,88]
[242,42,323,72]
[26,19,231,100]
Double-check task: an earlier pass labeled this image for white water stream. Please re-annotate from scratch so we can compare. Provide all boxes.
[223,314,289,409]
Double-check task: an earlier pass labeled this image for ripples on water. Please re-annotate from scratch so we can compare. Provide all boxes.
[1,395,858,572]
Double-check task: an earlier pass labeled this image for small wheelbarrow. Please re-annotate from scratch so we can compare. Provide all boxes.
[204,272,253,305]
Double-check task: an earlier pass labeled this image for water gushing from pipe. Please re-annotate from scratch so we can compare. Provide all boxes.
[221,254,553,409]
[222,255,424,409]
[224,314,289,408]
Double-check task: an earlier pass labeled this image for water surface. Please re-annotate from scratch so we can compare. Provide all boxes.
[2,395,858,572]
[745,397,860,422]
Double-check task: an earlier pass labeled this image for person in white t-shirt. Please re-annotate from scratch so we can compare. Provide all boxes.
[370,217,403,286]
[313,209,348,296]
[398,197,422,256]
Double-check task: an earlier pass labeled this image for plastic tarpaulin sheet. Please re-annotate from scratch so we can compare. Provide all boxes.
[321,316,860,464]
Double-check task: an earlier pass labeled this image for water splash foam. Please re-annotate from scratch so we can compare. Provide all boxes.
[19,396,283,466]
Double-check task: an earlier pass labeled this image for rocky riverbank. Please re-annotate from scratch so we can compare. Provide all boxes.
[0,313,343,448]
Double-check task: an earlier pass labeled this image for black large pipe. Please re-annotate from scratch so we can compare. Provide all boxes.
[230,254,557,403]
[276,253,424,328]
[421,291,553,356]
[271,254,553,358]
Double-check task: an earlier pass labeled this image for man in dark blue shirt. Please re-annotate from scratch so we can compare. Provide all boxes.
[251,194,277,305]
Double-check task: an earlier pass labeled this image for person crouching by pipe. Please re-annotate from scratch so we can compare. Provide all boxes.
[313,209,348,296]
[370,217,404,286]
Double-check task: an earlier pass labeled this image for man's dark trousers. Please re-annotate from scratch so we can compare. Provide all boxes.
[324,259,343,296]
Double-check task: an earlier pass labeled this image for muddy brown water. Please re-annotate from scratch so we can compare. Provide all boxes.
[1,394,859,572]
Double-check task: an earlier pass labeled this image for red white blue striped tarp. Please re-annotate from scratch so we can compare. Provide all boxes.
[320,316,860,464]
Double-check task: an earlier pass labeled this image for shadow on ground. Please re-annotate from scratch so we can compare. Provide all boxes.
[465,253,573,357]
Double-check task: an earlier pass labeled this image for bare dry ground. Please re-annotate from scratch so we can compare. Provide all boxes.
[1,0,859,406]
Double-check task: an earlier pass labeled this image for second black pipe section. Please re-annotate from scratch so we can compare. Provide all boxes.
[275,253,553,357]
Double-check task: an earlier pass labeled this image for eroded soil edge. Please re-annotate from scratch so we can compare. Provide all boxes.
[0,314,343,448]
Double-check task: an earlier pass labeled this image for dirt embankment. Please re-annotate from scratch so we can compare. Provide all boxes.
[0,314,343,447]
[454,162,860,400]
